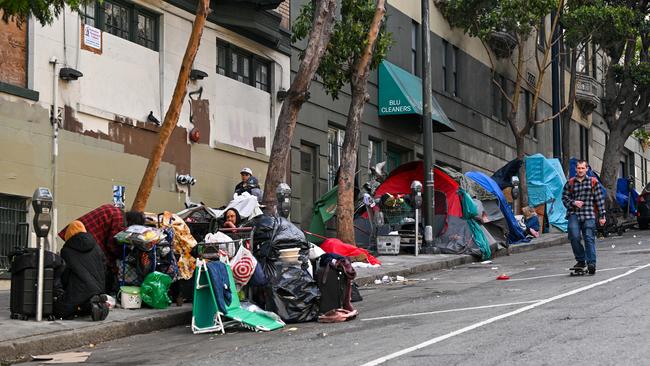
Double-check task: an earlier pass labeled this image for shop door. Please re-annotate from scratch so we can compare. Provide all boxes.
[300,144,318,228]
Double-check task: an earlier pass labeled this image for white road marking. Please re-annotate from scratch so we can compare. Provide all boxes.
[360,300,543,322]
[508,266,637,281]
[359,264,650,366]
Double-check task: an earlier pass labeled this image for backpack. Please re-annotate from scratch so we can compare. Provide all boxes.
[568,176,600,216]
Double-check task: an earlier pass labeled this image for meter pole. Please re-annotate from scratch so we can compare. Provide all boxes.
[36,236,45,321]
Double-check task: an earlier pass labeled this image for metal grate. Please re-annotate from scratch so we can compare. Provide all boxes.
[0,194,29,272]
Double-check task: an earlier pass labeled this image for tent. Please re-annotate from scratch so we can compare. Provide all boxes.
[370,161,488,258]
[465,171,529,244]
[525,154,568,232]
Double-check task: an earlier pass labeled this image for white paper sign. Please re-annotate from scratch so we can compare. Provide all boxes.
[83,24,101,50]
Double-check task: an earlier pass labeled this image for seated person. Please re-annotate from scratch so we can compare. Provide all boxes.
[521,206,540,238]
[234,167,263,202]
[220,208,241,229]
[54,221,110,321]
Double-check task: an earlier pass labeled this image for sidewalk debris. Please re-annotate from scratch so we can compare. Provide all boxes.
[496,274,510,280]
[32,351,91,364]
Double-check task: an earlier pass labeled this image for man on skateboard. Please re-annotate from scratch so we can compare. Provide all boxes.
[562,160,606,275]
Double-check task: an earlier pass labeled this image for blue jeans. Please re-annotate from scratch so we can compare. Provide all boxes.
[568,215,596,265]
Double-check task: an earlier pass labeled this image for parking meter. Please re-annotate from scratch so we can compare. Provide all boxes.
[276,183,292,218]
[410,180,423,256]
[410,180,423,209]
[32,188,53,238]
[511,176,520,201]
[32,187,52,322]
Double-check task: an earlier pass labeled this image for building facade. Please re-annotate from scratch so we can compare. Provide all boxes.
[0,0,290,266]
[288,0,650,229]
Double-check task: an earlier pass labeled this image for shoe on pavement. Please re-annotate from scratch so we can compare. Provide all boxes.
[587,264,596,275]
[90,294,109,321]
[572,261,586,270]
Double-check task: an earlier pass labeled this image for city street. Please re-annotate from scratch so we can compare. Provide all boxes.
[27,230,650,366]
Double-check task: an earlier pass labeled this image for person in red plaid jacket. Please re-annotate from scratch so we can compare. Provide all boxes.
[562,160,606,275]
[59,204,145,293]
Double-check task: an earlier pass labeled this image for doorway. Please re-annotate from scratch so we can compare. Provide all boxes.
[300,143,318,228]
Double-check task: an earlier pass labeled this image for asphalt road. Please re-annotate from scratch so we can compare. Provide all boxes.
[26,230,650,366]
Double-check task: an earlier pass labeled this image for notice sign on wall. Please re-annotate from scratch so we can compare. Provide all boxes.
[80,23,102,54]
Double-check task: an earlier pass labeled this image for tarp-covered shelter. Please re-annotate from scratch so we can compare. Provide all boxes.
[525,154,568,232]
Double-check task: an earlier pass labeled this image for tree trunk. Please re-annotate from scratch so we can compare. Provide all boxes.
[336,0,386,245]
[262,0,337,213]
[600,127,626,202]
[131,0,210,212]
[515,134,527,213]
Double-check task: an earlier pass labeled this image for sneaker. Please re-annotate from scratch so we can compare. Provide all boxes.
[90,294,109,321]
[587,264,596,275]
[572,261,586,270]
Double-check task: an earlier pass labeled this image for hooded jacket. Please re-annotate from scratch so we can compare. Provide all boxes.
[60,232,106,306]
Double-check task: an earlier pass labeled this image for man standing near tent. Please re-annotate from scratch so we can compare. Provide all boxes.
[562,160,606,274]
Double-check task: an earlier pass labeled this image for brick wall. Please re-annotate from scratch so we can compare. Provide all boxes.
[0,14,27,87]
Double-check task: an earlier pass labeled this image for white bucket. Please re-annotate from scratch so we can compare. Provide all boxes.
[120,286,142,309]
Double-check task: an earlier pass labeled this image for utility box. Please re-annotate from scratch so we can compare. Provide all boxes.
[376,235,400,255]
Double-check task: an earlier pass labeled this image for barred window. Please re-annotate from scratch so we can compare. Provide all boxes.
[328,127,345,189]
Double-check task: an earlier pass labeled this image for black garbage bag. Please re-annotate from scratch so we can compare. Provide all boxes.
[266,263,320,323]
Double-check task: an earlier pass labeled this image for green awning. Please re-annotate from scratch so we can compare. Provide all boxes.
[378,60,456,132]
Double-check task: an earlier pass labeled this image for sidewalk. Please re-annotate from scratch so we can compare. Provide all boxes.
[0,233,567,364]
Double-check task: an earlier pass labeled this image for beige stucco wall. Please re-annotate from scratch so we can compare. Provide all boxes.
[1,1,287,251]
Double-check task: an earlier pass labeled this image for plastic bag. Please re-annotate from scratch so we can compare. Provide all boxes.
[140,271,172,309]
[231,245,258,286]
[114,225,163,252]
[267,263,320,323]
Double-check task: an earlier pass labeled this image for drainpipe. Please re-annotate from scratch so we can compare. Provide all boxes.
[49,56,59,253]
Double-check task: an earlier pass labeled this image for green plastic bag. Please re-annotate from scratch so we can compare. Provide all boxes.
[140,271,172,309]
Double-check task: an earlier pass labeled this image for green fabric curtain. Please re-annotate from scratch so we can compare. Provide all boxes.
[308,186,339,243]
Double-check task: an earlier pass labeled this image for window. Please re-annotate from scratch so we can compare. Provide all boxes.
[492,74,507,121]
[386,144,410,173]
[537,18,546,49]
[579,125,589,160]
[592,45,603,81]
[524,90,537,139]
[452,45,459,96]
[369,139,383,168]
[217,40,272,92]
[576,43,589,74]
[442,41,459,96]
[442,40,448,92]
[0,194,28,272]
[411,21,418,75]
[81,0,158,51]
[328,127,345,189]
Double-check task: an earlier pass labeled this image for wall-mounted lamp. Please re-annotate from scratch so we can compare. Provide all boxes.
[59,67,84,81]
[59,67,83,81]
[190,69,208,81]
[276,88,288,101]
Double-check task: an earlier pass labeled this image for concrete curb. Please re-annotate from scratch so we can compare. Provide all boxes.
[355,236,569,286]
[0,307,192,364]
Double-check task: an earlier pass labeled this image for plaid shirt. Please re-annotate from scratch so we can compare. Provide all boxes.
[58,204,125,264]
[562,177,606,221]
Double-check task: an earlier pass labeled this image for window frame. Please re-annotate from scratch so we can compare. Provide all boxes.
[411,21,418,75]
[327,127,345,189]
[579,125,589,160]
[217,40,272,93]
[442,40,448,92]
[81,0,159,51]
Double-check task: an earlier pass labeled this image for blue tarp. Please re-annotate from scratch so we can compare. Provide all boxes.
[617,178,638,215]
[525,154,568,232]
[465,171,529,244]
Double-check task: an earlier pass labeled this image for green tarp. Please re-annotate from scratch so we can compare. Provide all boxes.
[308,186,339,242]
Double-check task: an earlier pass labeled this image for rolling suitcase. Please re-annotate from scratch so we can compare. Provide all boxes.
[316,264,346,314]
[9,248,61,321]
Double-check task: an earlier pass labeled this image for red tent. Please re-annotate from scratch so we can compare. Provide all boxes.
[374,161,462,217]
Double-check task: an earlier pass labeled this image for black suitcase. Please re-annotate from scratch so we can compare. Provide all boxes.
[316,265,346,314]
[9,248,59,320]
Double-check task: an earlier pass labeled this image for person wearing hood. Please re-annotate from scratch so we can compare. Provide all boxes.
[54,221,110,321]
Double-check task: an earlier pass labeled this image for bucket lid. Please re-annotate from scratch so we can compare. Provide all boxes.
[121,286,141,295]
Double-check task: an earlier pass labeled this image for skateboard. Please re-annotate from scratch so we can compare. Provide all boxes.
[569,267,587,276]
